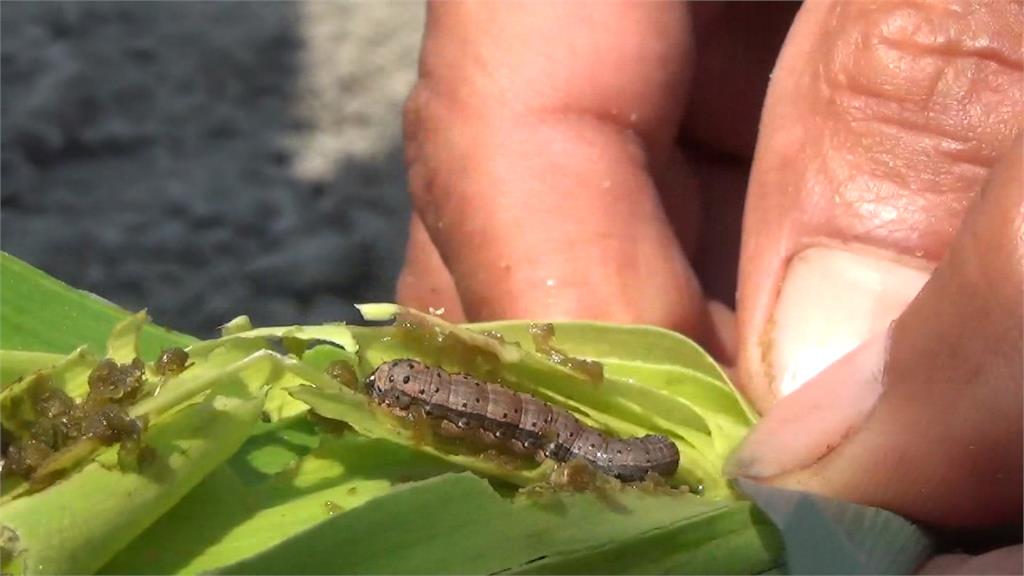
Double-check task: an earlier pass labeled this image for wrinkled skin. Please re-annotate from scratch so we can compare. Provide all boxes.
[398,2,1022,572]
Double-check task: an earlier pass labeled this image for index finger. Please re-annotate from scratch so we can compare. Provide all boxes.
[401,1,710,337]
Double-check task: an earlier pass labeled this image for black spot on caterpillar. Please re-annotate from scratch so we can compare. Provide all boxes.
[366,359,679,483]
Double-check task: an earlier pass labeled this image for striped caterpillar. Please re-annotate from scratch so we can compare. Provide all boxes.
[367,359,679,483]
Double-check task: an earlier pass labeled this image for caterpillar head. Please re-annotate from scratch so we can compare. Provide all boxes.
[366,358,428,400]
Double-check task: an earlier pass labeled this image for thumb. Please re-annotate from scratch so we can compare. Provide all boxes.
[726,144,1023,528]
[733,0,1022,412]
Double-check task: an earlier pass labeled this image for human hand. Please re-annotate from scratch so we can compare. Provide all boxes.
[728,138,1022,573]
[398,2,799,360]
[400,1,1022,570]
[718,2,1022,571]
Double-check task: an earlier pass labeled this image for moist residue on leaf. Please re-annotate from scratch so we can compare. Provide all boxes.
[528,323,604,384]
[404,404,436,446]
[324,360,360,392]
[392,312,504,381]
[519,458,690,514]
[547,458,621,493]
[478,448,532,471]
[479,330,512,345]
[518,459,627,513]
[323,499,345,516]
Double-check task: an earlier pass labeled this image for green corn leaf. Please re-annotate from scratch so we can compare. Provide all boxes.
[0,361,266,574]
[103,297,778,571]
[106,310,149,364]
[510,500,781,575]
[0,351,66,388]
[188,323,358,358]
[218,472,781,575]
[467,319,734,392]
[0,253,193,357]
[0,253,270,573]
[103,418,460,574]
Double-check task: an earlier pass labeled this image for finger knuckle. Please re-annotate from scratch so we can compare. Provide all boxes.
[821,0,1022,181]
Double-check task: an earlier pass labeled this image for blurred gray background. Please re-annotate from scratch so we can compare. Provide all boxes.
[1,1,424,337]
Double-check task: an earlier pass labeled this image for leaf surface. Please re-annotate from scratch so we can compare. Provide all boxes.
[0,253,193,357]
[220,473,781,575]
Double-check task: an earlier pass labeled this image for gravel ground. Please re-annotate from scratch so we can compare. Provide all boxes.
[1,1,424,338]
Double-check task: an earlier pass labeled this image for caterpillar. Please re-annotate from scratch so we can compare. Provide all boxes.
[367,359,679,483]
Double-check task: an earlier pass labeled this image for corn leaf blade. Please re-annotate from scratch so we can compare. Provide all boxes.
[218,472,781,575]
[0,374,264,574]
[103,418,459,574]
[0,253,194,356]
